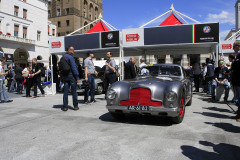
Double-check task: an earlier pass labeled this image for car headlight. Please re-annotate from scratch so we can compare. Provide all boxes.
[167,92,177,102]
[107,89,117,100]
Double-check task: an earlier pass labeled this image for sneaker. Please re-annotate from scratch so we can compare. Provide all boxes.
[84,100,90,104]
[73,106,79,111]
[32,96,37,98]
[5,100,13,103]
[62,107,68,111]
[90,99,97,103]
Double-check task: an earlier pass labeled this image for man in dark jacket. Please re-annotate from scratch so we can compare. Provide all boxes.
[232,41,240,121]
[124,57,137,80]
[61,46,79,111]
[32,58,45,98]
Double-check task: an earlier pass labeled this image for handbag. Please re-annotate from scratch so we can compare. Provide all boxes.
[22,71,29,78]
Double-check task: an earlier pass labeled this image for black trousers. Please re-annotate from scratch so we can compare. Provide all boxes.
[33,77,44,96]
[105,73,117,92]
[194,74,200,91]
[26,78,33,96]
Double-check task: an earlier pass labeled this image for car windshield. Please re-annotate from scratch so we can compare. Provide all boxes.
[139,65,182,77]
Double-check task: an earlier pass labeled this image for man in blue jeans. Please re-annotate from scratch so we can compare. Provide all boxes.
[211,60,230,103]
[84,51,98,103]
[61,46,79,111]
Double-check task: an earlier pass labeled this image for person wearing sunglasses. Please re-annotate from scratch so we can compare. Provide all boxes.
[211,60,230,103]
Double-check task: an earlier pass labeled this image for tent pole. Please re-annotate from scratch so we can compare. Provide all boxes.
[173,10,188,24]
[102,19,117,31]
[216,44,219,67]
[51,54,54,95]
[67,18,101,36]
[140,10,170,28]
[175,11,201,24]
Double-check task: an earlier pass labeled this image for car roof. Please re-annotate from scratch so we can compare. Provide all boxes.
[146,64,182,67]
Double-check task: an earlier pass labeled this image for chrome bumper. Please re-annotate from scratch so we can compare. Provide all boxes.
[106,105,180,117]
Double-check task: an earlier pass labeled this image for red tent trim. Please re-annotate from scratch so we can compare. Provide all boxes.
[160,14,183,26]
[86,20,110,33]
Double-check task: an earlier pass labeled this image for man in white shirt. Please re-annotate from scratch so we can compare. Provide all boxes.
[0,57,13,103]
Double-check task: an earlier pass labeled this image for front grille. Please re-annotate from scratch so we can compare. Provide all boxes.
[120,88,162,107]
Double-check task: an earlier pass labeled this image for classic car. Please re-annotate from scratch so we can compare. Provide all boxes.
[106,64,192,124]
[77,66,105,95]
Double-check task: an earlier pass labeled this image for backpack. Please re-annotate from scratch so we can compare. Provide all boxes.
[59,56,70,75]
[206,64,214,77]
[41,67,45,77]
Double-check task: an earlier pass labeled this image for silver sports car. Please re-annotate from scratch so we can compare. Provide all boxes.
[106,64,192,124]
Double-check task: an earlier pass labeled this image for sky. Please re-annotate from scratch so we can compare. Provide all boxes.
[102,0,237,40]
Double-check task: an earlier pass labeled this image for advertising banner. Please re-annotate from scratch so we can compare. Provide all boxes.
[122,28,144,47]
[65,33,100,51]
[144,25,193,45]
[220,40,235,53]
[49,37,65,54]
[101,31,119,48]
[4,53,14,63]
[194,23,219,43]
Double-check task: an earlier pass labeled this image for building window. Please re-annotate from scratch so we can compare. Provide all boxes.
[57,8,61,16]
[14,6,19,17]
[14,25,19,37]
[48,26,50,35]
[57,21,61,27]
[48,1,51,6]
[52,29,55,36]
[57,33,60,37]
[37,31,41,41]
[23,9,27,19]
[48,10,51,18]
[23,27,27,38]
[66,0,70,3]
[66,8,69,15]
[66,20,70,26]
[57,0,60,5]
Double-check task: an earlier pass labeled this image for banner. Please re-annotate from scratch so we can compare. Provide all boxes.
[49,37,65,54]
[65,33,100,51]
[144,25,193,45]
[195,23,219,43]
[4,53,14,63]
[220,40,235,53]
[122,28,144,47]
[101,31,119,48]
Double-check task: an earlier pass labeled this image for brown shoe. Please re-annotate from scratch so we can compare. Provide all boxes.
[236,118,240,122]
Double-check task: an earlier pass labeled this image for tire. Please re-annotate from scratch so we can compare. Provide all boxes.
[96,84,104,95]
[186,94,192,106]
[110,112,125,120]
[172,95,185,124]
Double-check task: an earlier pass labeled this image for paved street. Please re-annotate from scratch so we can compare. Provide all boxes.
[0,92,240,160]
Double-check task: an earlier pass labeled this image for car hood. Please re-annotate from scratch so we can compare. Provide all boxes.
[110,76,183,102]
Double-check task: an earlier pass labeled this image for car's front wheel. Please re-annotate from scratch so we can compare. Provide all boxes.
[96,84,104,95]
[172,96,185,124]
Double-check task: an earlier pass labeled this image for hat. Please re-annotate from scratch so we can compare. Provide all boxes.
[87,51,94,56]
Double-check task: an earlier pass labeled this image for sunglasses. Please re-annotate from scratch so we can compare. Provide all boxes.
[219,62,224,64]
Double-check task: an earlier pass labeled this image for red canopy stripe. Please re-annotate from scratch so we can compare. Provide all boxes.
[160,14,183,26]
[86,21,110,33]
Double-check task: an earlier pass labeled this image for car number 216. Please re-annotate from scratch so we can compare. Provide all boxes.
[128,106,149,111]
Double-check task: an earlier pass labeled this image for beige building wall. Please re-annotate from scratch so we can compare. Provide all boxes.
[48,0,103,36]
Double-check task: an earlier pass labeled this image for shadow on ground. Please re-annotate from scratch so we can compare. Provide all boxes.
[205,122,240,133]
[194,112,232,119]
[203,107,233,114]
[99,112,173,126]
[181,140,240,160]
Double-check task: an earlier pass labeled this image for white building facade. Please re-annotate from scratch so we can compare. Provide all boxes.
[0,0,56,66]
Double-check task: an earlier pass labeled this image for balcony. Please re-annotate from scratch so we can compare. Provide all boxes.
[0,34,35,45]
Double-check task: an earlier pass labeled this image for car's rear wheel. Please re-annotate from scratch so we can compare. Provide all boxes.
[110,112,125,120]
[172,95,185,124]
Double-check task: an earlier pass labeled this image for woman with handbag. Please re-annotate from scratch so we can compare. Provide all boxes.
[22,63,32,97]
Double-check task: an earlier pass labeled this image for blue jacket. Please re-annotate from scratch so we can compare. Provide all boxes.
[63,53,79,80]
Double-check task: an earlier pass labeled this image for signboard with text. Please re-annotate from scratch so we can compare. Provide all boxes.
[49,37,65,54]
[123,28,144,47]
[195,23,219,43]
[220,40,235,53]
[101,31,119,48]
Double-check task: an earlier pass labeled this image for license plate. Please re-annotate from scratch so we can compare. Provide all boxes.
[127,106,149,111]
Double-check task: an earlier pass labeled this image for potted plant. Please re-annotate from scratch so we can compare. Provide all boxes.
[6,32,11,36]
